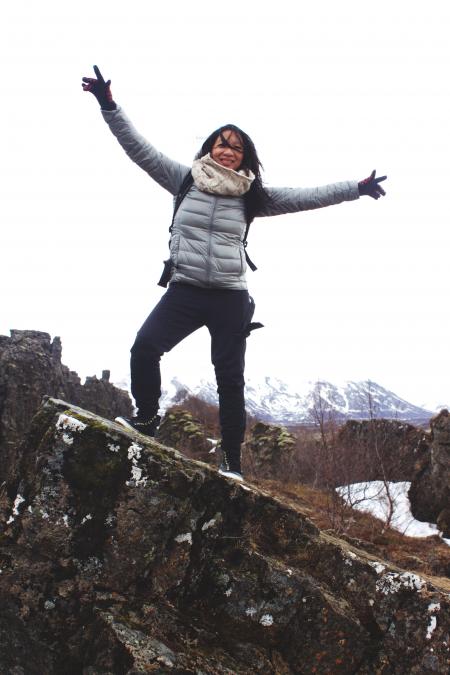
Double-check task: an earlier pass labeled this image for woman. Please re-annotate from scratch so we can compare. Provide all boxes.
[82,66,387,481]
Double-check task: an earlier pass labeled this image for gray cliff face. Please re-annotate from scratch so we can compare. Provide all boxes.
[0,329,132,484]
[0,398,449,674]
[334,419,429,484]
[409,409,450,537]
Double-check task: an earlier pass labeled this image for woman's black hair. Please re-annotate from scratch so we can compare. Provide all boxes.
[195,124,272,224]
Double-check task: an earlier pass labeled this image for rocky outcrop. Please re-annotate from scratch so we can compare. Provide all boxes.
[409,409,450,537]
[165,394,223,438]
[0,397,449,673]
[0,330,132,483]
[244,421,296,479]
[333,419,428,485]
[157,407,213,463]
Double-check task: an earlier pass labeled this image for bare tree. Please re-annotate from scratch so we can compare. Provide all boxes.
[308,380,404,535]
[364,380,396,531]
[309,382,349,532]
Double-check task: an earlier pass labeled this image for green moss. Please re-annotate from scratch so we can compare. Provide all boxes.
[62,411,112,435]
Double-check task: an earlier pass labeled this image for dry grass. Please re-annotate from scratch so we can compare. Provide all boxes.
[254,478,450,580]
[164,399,449,579]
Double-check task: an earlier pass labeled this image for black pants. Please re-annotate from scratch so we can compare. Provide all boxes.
[130,283,255,449]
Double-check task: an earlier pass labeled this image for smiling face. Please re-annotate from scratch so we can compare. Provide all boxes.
[210,129,244,171]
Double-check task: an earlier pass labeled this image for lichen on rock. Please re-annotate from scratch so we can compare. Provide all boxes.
[0,397,449,673]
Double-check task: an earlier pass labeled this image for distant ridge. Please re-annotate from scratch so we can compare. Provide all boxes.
[154,377,433,426]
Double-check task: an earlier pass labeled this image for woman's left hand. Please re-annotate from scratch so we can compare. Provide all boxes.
[358,170,387,199]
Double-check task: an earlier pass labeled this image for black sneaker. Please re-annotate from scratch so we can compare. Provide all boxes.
[218,464,244,482]
[218,448,244,482]
[115,414,160,438]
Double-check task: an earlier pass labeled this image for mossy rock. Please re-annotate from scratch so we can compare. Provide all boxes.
[157,408,210,459]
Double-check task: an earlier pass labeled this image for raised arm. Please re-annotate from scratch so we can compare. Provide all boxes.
[257,181,359,217]
[82,65,189,195]
[255,170,387,218]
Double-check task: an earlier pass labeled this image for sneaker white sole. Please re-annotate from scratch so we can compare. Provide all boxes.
[218,469,244,482]
[115,416,134,431]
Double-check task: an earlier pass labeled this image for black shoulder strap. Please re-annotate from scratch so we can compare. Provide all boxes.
[242,221,257,271]
[169,171,194,233]
[157,171,194,288]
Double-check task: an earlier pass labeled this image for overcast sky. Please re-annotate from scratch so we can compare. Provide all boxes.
[1,1,450,409]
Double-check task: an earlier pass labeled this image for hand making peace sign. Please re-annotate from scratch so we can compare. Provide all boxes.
[358,170,387,199]
[82,65,116,111]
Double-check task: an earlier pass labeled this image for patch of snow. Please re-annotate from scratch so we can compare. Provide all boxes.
[44,600,55,610]
[225,588,232,596]
[62,433,74,445]
[245,607,257,617]
[175,532,192,545]
[108,443,120,453]
[128,374,433,426]
[81,514,92,525]
[337,481,449,545]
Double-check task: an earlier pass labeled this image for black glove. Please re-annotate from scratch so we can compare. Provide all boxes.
[358,170,387,199]
[82,65,116,111]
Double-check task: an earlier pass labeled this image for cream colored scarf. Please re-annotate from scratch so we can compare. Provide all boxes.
[191,153,255,196]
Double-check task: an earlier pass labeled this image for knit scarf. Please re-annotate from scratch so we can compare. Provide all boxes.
[191,153,255,196]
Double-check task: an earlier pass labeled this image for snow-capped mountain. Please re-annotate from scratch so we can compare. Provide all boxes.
[148,377,433,426]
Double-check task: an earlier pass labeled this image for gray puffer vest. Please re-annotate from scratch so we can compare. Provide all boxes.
[102,107,360,289]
